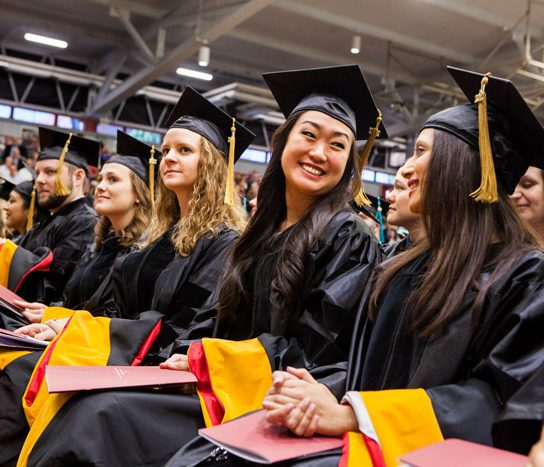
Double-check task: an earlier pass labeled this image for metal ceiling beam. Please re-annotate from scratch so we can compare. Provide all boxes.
[90,0,276,115]
[417,0,521,31]
[113,7,156,63]
[80,0,168,19]
[276,0,477,64]
[227,29,416,84]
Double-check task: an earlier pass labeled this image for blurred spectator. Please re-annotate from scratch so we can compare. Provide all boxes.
[0,156,33,184]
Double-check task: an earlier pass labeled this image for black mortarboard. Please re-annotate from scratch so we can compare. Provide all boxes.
[423,66,544,198]
[38,127,100,171]
[164,87,255,206]
[262,65,387,140]
[263,65,387,207]
[105,131,161,185]
[0,180,34,202]
[0,179,15,201]
[38,127,100,197]
[164,87,255,161]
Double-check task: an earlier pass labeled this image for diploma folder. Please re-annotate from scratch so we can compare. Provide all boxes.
[0,284,29,324]
[399,438,528,467]
[0,327,48,350]
[198,410,343,464]
[45,365,197,393]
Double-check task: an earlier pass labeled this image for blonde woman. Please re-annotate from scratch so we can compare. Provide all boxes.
[112,87,252,324]
[14,130,154,329]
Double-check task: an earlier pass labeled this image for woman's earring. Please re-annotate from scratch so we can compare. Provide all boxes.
[135,199,140,204]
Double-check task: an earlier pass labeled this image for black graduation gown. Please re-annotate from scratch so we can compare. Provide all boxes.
[59,235,133,316]
[492,361,544,454]
[346,247,544,444]
[169,246,544,467]
[17,197,97,304]
[26,211,382,467]
[111,229,177,319]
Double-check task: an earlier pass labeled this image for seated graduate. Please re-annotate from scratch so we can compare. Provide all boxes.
[4,128,100,305]
[510,166,544,240]
[240,68,544,466]
[383,159,424,256]
[21,65,384,467]
[12,131,155,334]
[1,179,35,243]
[108,87,252,322]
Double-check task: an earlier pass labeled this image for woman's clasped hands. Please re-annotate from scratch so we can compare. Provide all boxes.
[262,367,358,438]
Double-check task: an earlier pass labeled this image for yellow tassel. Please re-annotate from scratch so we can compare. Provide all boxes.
[26,185,36,232]
[470,73,498,204]
[54,133,73,197]
[148,145,157,214]
[224,118,236,207]
[354,111,382,207]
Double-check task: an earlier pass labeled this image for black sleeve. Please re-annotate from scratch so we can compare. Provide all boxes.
[256,213,382,398]
[427,256,544,446]
[142,230,238,362]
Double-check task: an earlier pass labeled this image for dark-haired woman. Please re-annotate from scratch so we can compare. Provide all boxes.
[22,66,383,467]
[239,69,544,466]
[3,180,33,243]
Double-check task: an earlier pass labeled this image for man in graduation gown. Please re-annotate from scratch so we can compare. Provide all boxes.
[14,128,99,305]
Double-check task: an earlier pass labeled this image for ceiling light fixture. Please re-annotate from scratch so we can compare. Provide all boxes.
[24,33,68,49]
[198,45,210,67]
[351,35,361,55]
[176,67,213,81]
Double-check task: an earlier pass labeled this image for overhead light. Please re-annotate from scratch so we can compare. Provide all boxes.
[198,45,210,67]
[351,35,361,55]
[176,67,213,81]
[24,33,68,49]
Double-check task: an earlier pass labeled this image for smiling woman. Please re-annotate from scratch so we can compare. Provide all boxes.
[511,166,544,238]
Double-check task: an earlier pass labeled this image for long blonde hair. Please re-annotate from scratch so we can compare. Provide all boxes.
[142,137,247,255]
[94,171,152,250]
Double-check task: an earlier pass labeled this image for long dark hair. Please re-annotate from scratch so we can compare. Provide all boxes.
[370,129,541,336]
[218,112,357,320]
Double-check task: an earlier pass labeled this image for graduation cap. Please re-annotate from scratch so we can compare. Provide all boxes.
[106,131,161,211]
[38,127,100,197]
[0,179,16,201]
[422,66,544,202]
[262,65,387,207]
[0,178,38,231]
[164,87,256,206]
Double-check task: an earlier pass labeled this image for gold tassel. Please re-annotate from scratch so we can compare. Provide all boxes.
[354,111,382,207]
[26,184,36,232]
[470,72,498,203]
[224,118,236,207]
[54,133,73,196]
[148,145,157,213]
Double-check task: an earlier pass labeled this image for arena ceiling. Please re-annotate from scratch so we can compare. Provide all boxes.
[0,0,543,141]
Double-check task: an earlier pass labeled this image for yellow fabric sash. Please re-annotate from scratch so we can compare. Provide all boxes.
[343,389,444,467]
[0,239,18,287]
[0,349,32,370]
[189,337,272,427]
[17,310,111,467]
